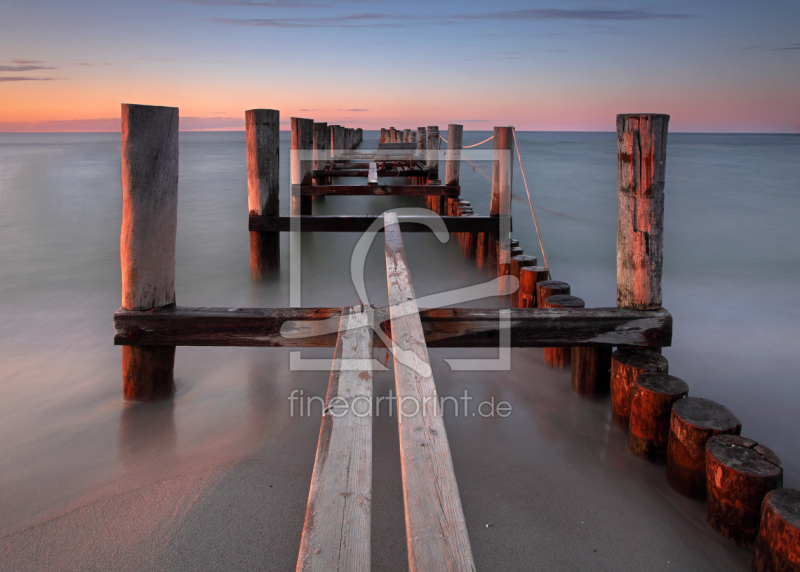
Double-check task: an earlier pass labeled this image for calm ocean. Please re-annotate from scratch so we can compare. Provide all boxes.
[0,130,798,570]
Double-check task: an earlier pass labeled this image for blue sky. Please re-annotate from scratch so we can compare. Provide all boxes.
[1,0,799,131]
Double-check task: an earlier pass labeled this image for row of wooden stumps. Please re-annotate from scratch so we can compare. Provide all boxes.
[526,114,795,571]
[246,110,363,278]
[379,126,417,144]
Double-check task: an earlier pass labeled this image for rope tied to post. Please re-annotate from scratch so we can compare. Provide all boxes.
[512,128,550,277]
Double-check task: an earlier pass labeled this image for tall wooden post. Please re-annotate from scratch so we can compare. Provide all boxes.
[445,124,463,188]
[417,127,427,156]
[390,127,396,143]
[617,114,669,310]
[292,117,314,216]
[426,125,439,178]
[120,103,178,401]
[488,126,514,274]
[312,121,328,204]
[329,125,337,158]
[246,109,280,279]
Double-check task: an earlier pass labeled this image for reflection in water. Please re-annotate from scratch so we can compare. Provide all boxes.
[118,400,177,469]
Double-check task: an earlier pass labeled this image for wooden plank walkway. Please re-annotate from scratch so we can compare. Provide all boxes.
[296,305,374,572]
[384,212,476,572]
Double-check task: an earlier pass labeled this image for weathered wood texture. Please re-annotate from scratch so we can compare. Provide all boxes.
[535,280,570,309]
[752,488,800,572]
[509,255,537,307]
[426,126,439,175]
[610,348,669,428]
[312,121,328,185]
[666,397,742,499]
[314,169,430,178]
[120,103,179,401]
[292,117,314,215]
[570,347,612,399]
[417,127,427,156]
[518,266,549,308]
[114,306,672,349]
[246,109,281,277]
[706,435,783,547]
[383,212,475,572]
[627,373,688,462]
[490,126,513,222]
[250,215,500,233]
[617,114,670,310]
[296,306,373,572]
[296,185,460,197]
[378,142,417,150]
[121,103,179,312]
[541,295,584,368]
[445,124,463,186]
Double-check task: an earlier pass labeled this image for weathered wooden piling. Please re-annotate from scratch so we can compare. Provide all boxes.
[706,435,783,547]
[752,488,800,572]
[246,109,280,278]
[291,117,314,216]
[518,266,549,308]
[417,127,427,158]
[426,126,439,177]
[390,127,397,143]
[666,397,742,499]
[312,121,328,203]
[489,127,514,272]
[610,348,668,428]
[509,255,537,306]
[120,103,178,401]
[536,280,570,308]
[445,124,463,189]
[570,347,612,398]
[542,295,585,368]
[627,373,688,462]
[617,114,670,310]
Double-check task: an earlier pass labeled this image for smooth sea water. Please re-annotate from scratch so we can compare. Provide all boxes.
[0,130,798,571]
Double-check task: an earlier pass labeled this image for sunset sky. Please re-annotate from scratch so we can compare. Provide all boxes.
[1,0,799,132]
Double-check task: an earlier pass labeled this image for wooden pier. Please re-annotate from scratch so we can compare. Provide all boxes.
[113,104,797,571]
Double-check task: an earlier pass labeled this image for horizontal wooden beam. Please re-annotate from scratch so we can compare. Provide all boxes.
[249,215,499,233]
[114,306,672,349]
[296,184,458,196]
[313,169,430,178]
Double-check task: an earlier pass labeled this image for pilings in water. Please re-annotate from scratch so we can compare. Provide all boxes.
[616,114,669,311]
[246,109,281,278]
[120,103,178,401]
[292,118,314,216]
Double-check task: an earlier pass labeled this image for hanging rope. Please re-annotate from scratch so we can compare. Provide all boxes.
[439,134,495,148]
[463,135,494,148]
[512,128,550,277]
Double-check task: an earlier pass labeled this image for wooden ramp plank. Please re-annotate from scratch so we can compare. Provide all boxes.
[383,212,476,572]
[296,305,373,572]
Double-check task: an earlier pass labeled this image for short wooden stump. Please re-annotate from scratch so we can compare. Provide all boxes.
[628,373,688,463]
[706,435,783,547]
[541,294,584,369]
[610,348,669,428]
[752,488,800,572]
[666,397,742,499]
[518,266,549,308]
[570,347,611,399]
